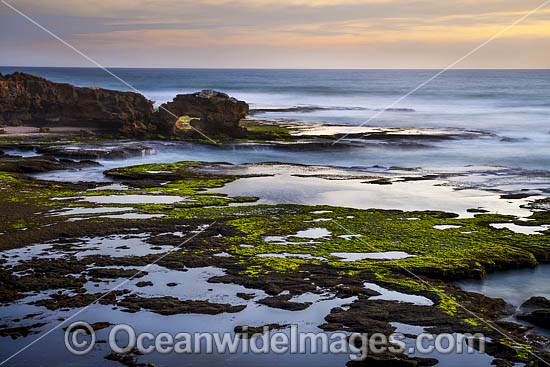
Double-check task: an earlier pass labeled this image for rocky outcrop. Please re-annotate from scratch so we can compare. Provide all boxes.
[0,73,250,138]
[155,89,249,137]
[518,296,550,329]
[0,154,100,173]
[521,296,550,310]
[0,72,155,136]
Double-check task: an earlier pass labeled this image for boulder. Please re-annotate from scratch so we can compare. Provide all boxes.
[517,309,550,328]
[518,296,550,329]
[0,72,156,136]
[521,296,550,310]
[155,89,249,137]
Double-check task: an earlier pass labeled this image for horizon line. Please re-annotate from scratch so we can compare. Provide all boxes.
[1,65,550,71]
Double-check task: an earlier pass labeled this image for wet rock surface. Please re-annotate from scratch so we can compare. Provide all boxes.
[256,294,312,311]
[0,322,46,339]
[35,143,155,160]
[118,295,246,315]
[0,160,549,366]
[517,309,550,328]
[521,296,550,310]
[234,323,289,338]
[0,154,99,173]
[517,296,550,329]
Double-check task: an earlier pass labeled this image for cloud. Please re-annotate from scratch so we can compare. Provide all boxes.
[2,0,550,67]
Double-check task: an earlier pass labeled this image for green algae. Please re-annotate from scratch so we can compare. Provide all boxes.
[104,161,207,178]
[1,159,550,363]
[499,339,534,360]
[239,120,296,142]
[217,205,549,280]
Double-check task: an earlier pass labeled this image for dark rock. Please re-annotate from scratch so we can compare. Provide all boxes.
[118,295,246,315]
[105,353,138,367]
[494,320,532,334]
[363,178,393,185]
[517,309,550,328]
[0,73,250,138]
[31,291,127,310]
[79,129,96,137]
[0,322,46,339]
[0,155,99,173]
[518,297,550,328]
[500,193,533,200]
[135,281,153,287]
[467,208,490,213]
[347,354,438,367]
[0,72,156,136]
[234,323,288,338]
[35,143,153,161]
[236,292,255,300]
[521,296,550,310]
[491,358,514,367]
[87,268,147,279]
[63,321,112,334]
[155,89,249,137]
[256,294,311,311]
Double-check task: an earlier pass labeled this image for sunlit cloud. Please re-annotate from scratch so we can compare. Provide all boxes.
[2,0,550,67]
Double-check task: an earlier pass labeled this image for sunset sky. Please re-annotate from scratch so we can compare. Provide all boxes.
[1,0,550,68]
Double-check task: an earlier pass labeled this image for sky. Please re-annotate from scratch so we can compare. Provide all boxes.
[1,0,550,68]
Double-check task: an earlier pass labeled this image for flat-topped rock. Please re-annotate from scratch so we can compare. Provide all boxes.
[0,72,156,136]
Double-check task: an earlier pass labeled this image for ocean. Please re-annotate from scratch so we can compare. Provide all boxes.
[1,67,549,170]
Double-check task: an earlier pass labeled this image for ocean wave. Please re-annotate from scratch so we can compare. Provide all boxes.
[249,105,416,115]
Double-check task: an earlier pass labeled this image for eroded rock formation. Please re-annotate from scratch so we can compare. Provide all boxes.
[0,72,156,136]
[0,73,249,137]
[155,89,249,137]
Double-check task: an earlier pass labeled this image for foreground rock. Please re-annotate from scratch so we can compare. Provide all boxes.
[156,89,249,137]
[521,296,550,310]
[0,73,156,136]
[0,154,99,173]
[518,296,550,329]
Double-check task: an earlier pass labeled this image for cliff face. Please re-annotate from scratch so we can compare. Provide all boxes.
[0,73,249,137]
[0,72,156,136]
[156,89,249,137]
